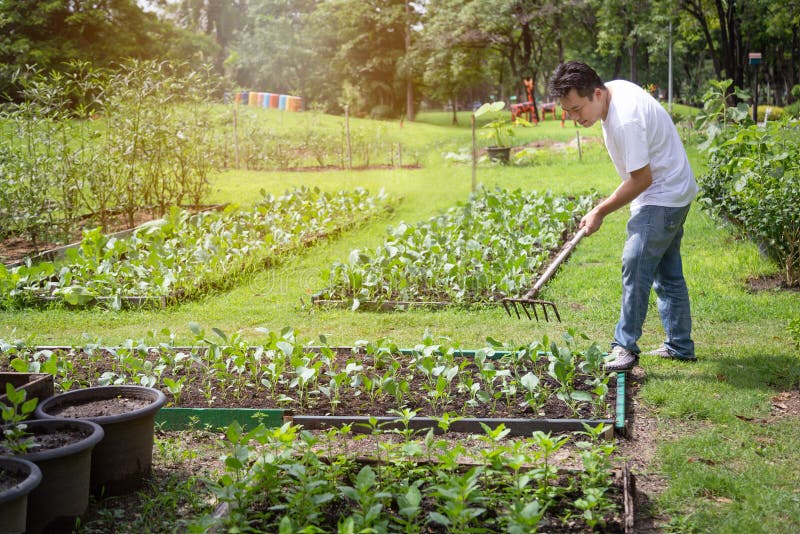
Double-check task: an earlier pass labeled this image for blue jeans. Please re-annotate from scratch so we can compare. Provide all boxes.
[613,203,695,358]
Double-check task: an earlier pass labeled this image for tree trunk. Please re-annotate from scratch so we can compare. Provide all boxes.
[404,1,415,121]
[629,40,639,83]
[681,0,722,77]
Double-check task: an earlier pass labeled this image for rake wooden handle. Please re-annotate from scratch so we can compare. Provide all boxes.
[523,227,587,299]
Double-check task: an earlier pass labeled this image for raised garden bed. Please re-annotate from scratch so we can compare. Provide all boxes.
[1,188,394,309]
[313,187,596,309]
[1,333,637,532]
[1,204,229,269]
[196,417,633,532]
[1,335,629,438]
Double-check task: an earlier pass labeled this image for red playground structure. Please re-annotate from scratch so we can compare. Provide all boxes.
[510,77,539,123]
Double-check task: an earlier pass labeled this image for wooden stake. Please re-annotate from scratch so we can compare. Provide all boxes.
[471,114,477,192]
[345,105,352,170]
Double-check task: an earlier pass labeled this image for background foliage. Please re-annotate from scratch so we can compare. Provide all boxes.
[2,1,799,118]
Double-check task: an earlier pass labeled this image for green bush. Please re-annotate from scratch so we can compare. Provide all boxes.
[784,101,800,119]
[755,105,784,122]
[698,120,800,287]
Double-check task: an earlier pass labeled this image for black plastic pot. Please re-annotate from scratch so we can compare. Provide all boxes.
[12,418,104,533]
[35,385,167,496]
[0,457,42,533]
[487,145,511,163]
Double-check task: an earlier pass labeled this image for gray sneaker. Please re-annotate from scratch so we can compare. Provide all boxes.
[646,345,697,361]
[604,346,639,372]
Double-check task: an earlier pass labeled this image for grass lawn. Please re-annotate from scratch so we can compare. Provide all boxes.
[1,107,798,532]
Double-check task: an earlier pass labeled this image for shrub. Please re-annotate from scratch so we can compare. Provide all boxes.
[698,120,800,287]
[785,102,800,119]
[755,105,784,122]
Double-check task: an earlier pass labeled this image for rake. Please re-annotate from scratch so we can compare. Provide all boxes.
[501,227,587,321]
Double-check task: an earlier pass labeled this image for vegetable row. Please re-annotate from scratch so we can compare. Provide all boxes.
[1,327,613,420]
[316,187,596,306]
[0,187,392,308]
[198,419,621,532]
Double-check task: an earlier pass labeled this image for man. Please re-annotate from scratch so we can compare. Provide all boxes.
[549,61,698,371]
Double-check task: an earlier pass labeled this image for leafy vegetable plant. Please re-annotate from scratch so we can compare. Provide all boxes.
[0,384,38,454]
[318,187,595,306]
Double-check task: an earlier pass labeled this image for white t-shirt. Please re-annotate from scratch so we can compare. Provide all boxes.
[601,80,697,210]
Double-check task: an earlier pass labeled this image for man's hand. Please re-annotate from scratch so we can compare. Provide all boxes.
[580,164,653,236]
[580,209,604,236]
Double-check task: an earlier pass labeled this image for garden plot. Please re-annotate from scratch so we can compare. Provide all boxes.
[2,329,633,531]
[0,327,626,437]
[0,187,393,309]
[194,421,629,533]
[312,187,596,309]
[70,422,632,533]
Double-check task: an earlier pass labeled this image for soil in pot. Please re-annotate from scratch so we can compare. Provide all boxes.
[0,469,26,492]
[0,457,42,534]
[35,386,166,497]
[53,397,151,418]
[8,418,103,533]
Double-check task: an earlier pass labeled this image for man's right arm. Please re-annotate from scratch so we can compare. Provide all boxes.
[580,164,653,235]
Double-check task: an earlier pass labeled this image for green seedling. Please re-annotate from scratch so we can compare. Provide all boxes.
[429,466,486,531]
[337,465,391,533]
[1,383,38,454]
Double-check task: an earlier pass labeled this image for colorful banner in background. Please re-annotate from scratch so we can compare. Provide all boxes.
[232,91,303,111]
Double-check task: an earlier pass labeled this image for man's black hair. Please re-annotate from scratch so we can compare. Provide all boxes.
[549,61,606,99]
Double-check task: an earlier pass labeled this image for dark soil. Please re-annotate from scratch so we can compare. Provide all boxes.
[0,209,157,265]
[284,163,422,173]
[52,397,151,418]
[0,426,90,455]
[0,469,26,492]
[747,273,799,292]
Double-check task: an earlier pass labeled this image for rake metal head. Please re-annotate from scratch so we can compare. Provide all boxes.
[501,297,562,322]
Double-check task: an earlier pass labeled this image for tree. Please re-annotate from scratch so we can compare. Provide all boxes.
[306,0,412,116]
[226,0,316,96]
[419,0,564,110]
[412,0,487,123]
[746,1,800,105]
[594,0,656,82]
[0,0,216,101]
[679,0,745,97]
[157,0,247,72]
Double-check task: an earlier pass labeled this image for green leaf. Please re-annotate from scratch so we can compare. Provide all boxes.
[60,286,94,306]
[428,512,451,526]
[189,322,203,336]
[224,456,245,470]
[570,391,593,402]
[278,516,294,534]
[211,327,228,342]
[473,101,505,117]
[520,372,540,391]
[21,398,38,415]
